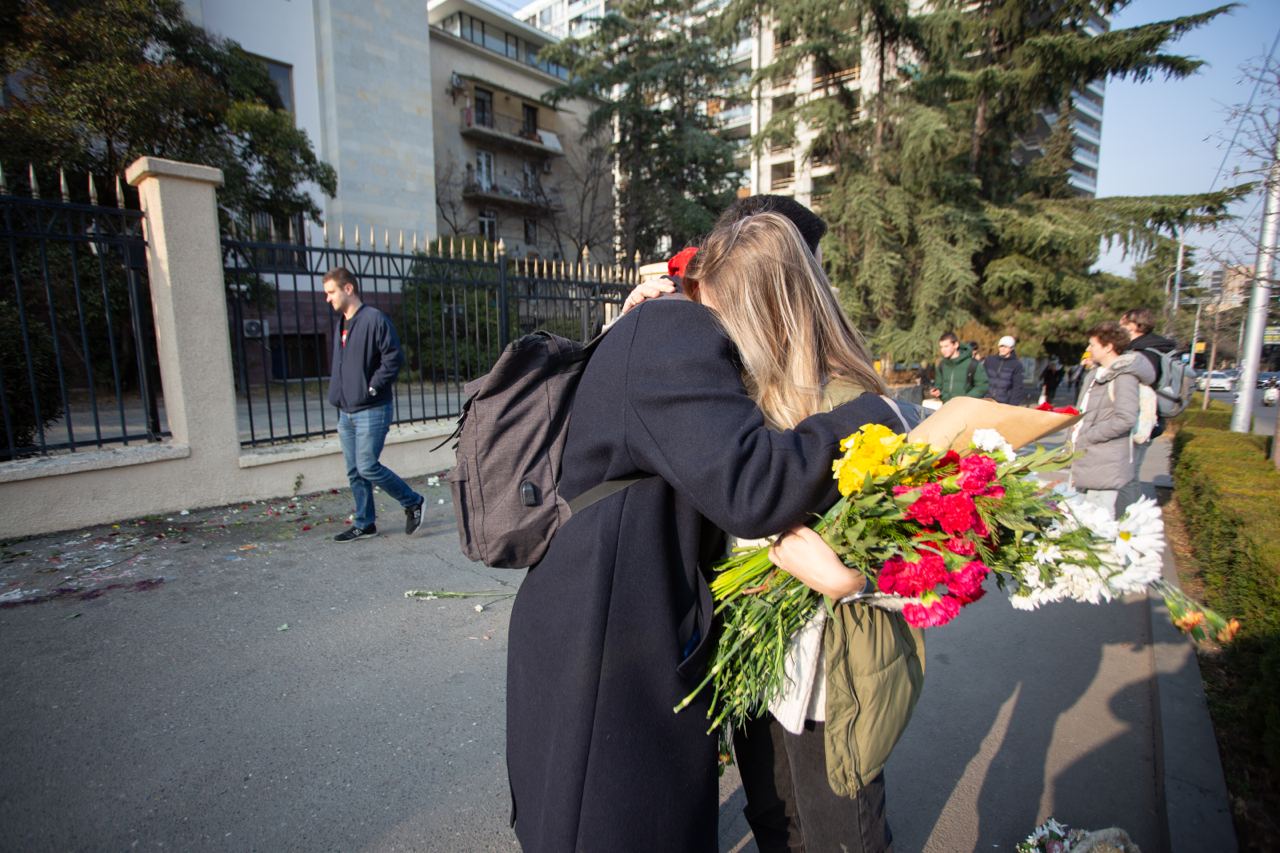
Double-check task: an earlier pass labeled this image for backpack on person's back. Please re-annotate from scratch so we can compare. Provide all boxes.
[1142,348,1196,418]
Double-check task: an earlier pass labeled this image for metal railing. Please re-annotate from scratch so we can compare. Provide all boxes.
[224,234,632,447]
[0,173,165,460]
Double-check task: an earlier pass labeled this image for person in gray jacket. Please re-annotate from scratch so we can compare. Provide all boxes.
[1069,322,1156,518]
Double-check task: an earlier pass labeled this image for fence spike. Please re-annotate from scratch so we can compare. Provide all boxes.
[384,229,390,250]
[322,220,329,245]
[411,231,418,253]
[369,225,374,248]
[450,236,456,257]
[115,174,125,209]
[59,168,70,202]
[0,163,7,194]
[288,216,297,245]
[338,222,345,246]
[355,225,361,248]
[87,173,98,205]
[398,230,404,252]
[28,164,40,199]
[498,237,506,256]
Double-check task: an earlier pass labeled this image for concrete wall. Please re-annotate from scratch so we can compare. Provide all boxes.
[314,0,438,240]
[0,158,453,540]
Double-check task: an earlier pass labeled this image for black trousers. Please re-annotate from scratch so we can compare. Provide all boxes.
[733,715,893,853]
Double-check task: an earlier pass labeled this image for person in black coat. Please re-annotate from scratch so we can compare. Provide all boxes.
[506,281,899,850]
[983,335,1025,405]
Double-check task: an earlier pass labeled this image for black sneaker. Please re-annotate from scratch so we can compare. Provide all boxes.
[405,500,425,536]
[334,524,377,543]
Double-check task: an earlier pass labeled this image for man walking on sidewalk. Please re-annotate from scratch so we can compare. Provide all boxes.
[323,267,424,542]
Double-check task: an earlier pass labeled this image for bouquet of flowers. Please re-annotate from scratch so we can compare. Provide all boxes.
[676,398,1234,735]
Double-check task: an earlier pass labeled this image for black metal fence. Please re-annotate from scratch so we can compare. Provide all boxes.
[0,178,164,460]
[223,233,633,447]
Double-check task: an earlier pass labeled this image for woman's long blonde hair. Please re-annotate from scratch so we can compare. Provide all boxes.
[687,212,886,429]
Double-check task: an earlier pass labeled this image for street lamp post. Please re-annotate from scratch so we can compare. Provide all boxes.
[1230,138,1280,433]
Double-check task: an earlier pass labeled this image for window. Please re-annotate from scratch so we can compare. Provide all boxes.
[476,150,495,190]
[474,88,493,127]
[522,104,539,137]
[248,55,294,116]
[524,218,537,245]
[479,210,497,243]
[506,33,520,58]
[522,161,539,191]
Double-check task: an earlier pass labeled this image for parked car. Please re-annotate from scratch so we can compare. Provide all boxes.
[1196,371,1236,392]
[1257,371,1280,388]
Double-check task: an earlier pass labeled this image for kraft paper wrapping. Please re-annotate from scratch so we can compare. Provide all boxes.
[906,397,1083,453]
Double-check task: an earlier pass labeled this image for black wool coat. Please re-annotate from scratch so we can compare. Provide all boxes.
[505,298,899,852]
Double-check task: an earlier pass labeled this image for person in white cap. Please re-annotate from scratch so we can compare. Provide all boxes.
[984,335,1026,405]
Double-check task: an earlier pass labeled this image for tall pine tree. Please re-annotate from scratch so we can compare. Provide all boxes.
[720,0,1249,360]
[543,0,742,259]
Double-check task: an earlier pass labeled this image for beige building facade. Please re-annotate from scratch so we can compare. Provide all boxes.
[428,0,612,264]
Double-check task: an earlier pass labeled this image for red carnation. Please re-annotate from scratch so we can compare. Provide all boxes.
[878,551,947,598]
[934,450,961,470]
[946,560,990,604]
[903,595,962,628]
[935,492,977,534]
[945,536,976,556]
[903,483,944,527]
[982,485,1006,499]
[957,454,998,494]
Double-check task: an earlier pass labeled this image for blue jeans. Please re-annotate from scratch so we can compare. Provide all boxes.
[337,403,422,529]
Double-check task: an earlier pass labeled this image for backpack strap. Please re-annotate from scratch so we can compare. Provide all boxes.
[567,474,650,515]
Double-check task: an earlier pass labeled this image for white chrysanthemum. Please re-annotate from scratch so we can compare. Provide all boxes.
[1115,497,1165,566]
[972,428,1016,462]
[1062,493,1118,540]
[1055,562,1110,604]
[1033,543,1063,564]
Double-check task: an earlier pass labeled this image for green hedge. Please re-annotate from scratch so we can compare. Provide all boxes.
[1171,421,1280,772]
[1175,398,1234,431]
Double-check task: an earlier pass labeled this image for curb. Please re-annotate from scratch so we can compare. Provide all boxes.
[1148,493,1237,853]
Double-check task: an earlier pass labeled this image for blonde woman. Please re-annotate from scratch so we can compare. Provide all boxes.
[677,212,919,853]
[505,213,904,852]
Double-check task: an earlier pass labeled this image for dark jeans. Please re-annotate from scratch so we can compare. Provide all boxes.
[734,715,893,853]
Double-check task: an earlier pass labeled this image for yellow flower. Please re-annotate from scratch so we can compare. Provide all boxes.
[1216,618,1241,644]
[832,423,908,495]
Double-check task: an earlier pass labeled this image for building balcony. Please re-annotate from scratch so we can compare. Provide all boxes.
[813,66,859,90]
[461,108,565,158]
[462,179,558,214]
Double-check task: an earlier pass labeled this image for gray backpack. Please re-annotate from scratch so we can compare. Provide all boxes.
[444,331,642,568]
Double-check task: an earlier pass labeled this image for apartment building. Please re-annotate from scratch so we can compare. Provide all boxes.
[517,1,1107,208]
[428,0,609,262]
[183,0,607,261]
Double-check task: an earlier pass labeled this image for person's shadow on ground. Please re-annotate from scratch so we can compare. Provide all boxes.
[886,589,1152,850]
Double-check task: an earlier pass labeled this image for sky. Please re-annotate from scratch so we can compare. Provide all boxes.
[481,0,1280,278]
[1095,0,1280,276]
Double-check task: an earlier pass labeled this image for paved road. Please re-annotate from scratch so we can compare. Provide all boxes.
[0,444,1190,851]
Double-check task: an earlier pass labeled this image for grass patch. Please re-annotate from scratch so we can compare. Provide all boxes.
[1169,412,1280,850]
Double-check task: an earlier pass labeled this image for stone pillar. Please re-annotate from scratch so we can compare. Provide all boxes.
[125,157,239,463]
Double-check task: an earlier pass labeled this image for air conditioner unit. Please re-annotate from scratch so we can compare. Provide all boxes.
[542,161,553,174]
[243,318,269,339]
[450,72,463,90]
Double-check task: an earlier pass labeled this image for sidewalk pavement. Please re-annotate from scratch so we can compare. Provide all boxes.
[0,437,1234,852]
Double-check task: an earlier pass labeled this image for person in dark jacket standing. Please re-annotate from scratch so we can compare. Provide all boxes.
[323,267,424,542]
[1117,306,1177,512]
[984,335,1025,405]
